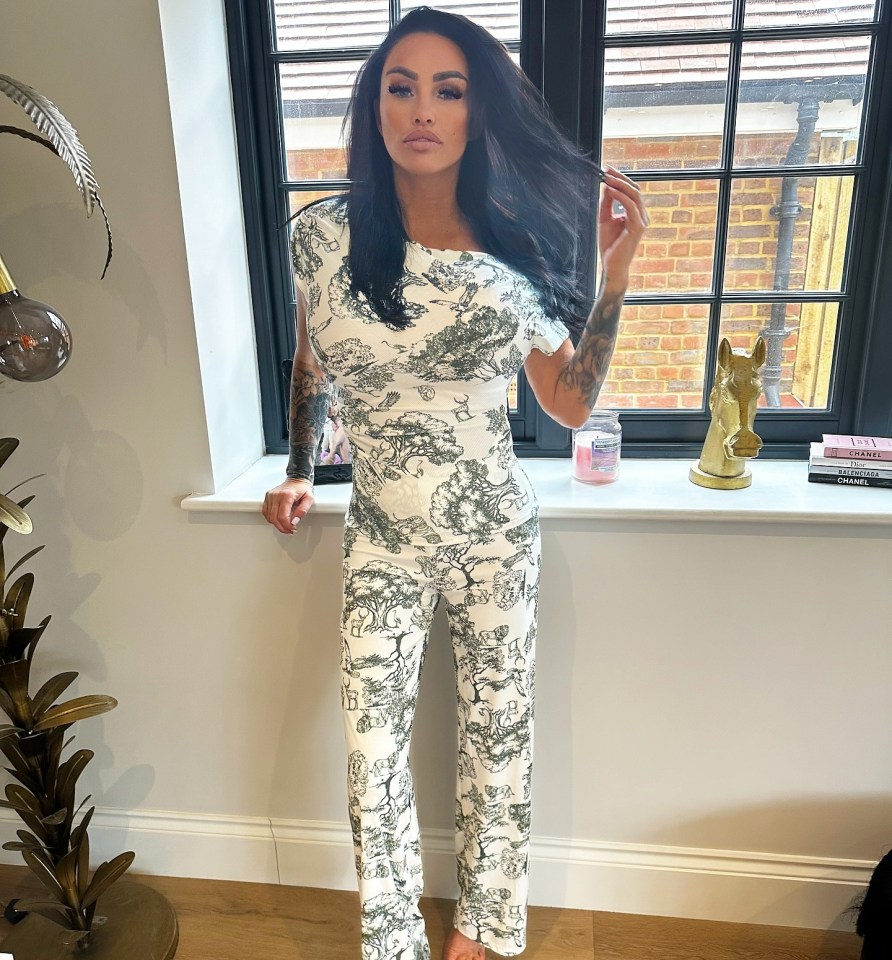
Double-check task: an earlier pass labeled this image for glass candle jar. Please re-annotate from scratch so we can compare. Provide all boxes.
[572,410,621,484]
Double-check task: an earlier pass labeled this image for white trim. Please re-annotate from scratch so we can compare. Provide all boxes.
[0,808,869,929]
[181,456,892,526]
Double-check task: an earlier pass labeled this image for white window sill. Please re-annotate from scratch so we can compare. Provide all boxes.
[181,457,892,526]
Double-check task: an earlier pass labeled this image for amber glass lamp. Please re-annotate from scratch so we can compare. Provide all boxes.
[0,252,72,382]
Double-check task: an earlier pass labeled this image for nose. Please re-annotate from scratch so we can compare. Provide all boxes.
[413,97,435,125]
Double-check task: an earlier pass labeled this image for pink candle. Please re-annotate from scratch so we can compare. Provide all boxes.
[573,430,620,484]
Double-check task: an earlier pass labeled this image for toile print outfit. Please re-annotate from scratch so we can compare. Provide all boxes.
[291,197,569,960]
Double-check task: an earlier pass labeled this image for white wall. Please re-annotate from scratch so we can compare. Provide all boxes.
[2,0,891,933]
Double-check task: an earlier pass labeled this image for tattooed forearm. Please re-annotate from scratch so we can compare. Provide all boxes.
[558,286,625,410]
[286,360,332,483]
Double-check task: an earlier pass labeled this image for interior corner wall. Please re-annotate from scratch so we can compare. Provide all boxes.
[1,0,891,934]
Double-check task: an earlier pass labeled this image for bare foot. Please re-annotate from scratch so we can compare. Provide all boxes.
[442,927,485,960]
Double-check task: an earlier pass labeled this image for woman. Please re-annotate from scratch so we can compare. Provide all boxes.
[263,8,647,960]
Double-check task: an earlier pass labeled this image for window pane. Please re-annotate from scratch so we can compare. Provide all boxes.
[734,37,870,168]
[605,0,732,34]
[402,0,521,42]
[619,179,719,294]
[507,378,518,411]
[603,45,730,169]
[281,61,359,181]
[273,0,390,52]
[724,175,853,293]
[598,304,710,409]
[288,189,341,218]
[718,301,839,409]
[744,0,877,29]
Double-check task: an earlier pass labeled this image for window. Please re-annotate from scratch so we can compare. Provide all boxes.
[225,0,892,459]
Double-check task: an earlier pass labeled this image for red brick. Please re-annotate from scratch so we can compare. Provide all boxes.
[728,225,773,238]
[676,258,714,273]
[630,351,666,365]
[619,380,661,393]
[669,380,703,392]
[726,257,769,270]
[670,350,703,363]
[689,192,719,206]
[635,395,680,408]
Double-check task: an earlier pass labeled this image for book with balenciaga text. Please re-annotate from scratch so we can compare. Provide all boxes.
[810,463,892,480]
[821,434,892,461]
[808,471,892,489]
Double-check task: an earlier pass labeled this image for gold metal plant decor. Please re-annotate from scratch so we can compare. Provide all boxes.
[690,337,767,490]
[0,441,178,957]
[0,74,112,278]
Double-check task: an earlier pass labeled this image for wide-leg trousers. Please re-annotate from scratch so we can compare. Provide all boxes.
[340,515,542,960]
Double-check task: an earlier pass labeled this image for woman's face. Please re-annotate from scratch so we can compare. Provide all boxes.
[375,32,470,181]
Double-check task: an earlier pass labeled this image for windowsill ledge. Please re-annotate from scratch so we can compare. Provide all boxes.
[181,457,892,526]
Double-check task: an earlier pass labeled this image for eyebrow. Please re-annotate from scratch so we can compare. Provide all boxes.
[385,66,468,82]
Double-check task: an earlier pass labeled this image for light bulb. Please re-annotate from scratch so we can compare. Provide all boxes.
[0,254,72,382]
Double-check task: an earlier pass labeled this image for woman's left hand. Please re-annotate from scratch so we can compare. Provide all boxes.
[597,164,649,291]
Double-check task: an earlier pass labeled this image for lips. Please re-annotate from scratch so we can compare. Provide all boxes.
[404,131,442,144]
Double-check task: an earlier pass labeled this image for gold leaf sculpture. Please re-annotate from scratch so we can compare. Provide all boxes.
[0,74,112,278]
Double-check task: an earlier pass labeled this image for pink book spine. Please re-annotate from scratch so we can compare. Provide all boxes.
[822,435,892,460]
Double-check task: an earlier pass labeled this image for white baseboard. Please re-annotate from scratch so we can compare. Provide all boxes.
[0,809,870,931]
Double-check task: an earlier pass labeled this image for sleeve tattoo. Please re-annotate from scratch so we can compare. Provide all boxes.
[557,286,625,409]
[286,360,332,483]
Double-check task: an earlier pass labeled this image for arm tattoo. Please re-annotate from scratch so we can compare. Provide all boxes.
[286,361,332,483]
[557,286,625,409]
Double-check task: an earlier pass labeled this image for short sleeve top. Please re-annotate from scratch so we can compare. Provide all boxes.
[291,197,571,552]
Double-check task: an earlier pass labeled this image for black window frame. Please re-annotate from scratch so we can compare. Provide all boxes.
[225,0,892,461]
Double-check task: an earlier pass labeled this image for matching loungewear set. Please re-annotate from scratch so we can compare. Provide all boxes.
[291,198,570,960]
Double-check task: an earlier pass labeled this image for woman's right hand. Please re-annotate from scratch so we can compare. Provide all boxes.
[262,478,315,534]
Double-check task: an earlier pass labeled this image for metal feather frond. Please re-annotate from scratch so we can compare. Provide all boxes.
[0,74,113,278]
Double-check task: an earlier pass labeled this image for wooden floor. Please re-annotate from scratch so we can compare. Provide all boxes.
[0,864,862,960]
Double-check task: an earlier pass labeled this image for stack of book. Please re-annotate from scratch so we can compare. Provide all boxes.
[809,435,892,489]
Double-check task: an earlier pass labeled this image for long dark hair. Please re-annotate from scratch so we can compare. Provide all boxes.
[330,7,599,336]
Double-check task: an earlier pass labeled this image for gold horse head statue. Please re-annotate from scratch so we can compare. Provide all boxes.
[690,336,767,489]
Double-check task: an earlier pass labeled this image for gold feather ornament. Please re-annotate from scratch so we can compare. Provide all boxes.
[0,74,113,277]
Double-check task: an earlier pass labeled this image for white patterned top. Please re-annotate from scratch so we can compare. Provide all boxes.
[291,197,570,552]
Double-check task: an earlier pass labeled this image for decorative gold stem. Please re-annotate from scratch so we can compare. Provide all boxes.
[0,252,17,296]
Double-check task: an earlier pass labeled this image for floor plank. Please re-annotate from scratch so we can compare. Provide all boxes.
[0,865,863,960]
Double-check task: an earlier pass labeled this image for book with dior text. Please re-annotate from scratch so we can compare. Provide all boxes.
[808,444,892,477]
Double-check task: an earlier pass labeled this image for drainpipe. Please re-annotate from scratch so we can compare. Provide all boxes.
[762,97,820,407]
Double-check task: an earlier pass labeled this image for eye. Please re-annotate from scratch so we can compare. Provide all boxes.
[438,85,464,100]
[387,83,412,97]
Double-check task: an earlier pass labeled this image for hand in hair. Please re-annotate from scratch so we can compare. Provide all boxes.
[597,165,649,292]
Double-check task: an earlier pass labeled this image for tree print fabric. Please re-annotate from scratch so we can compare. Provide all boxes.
[291,198,566,958]
[342,520,541,960]
[291,198,570,553]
